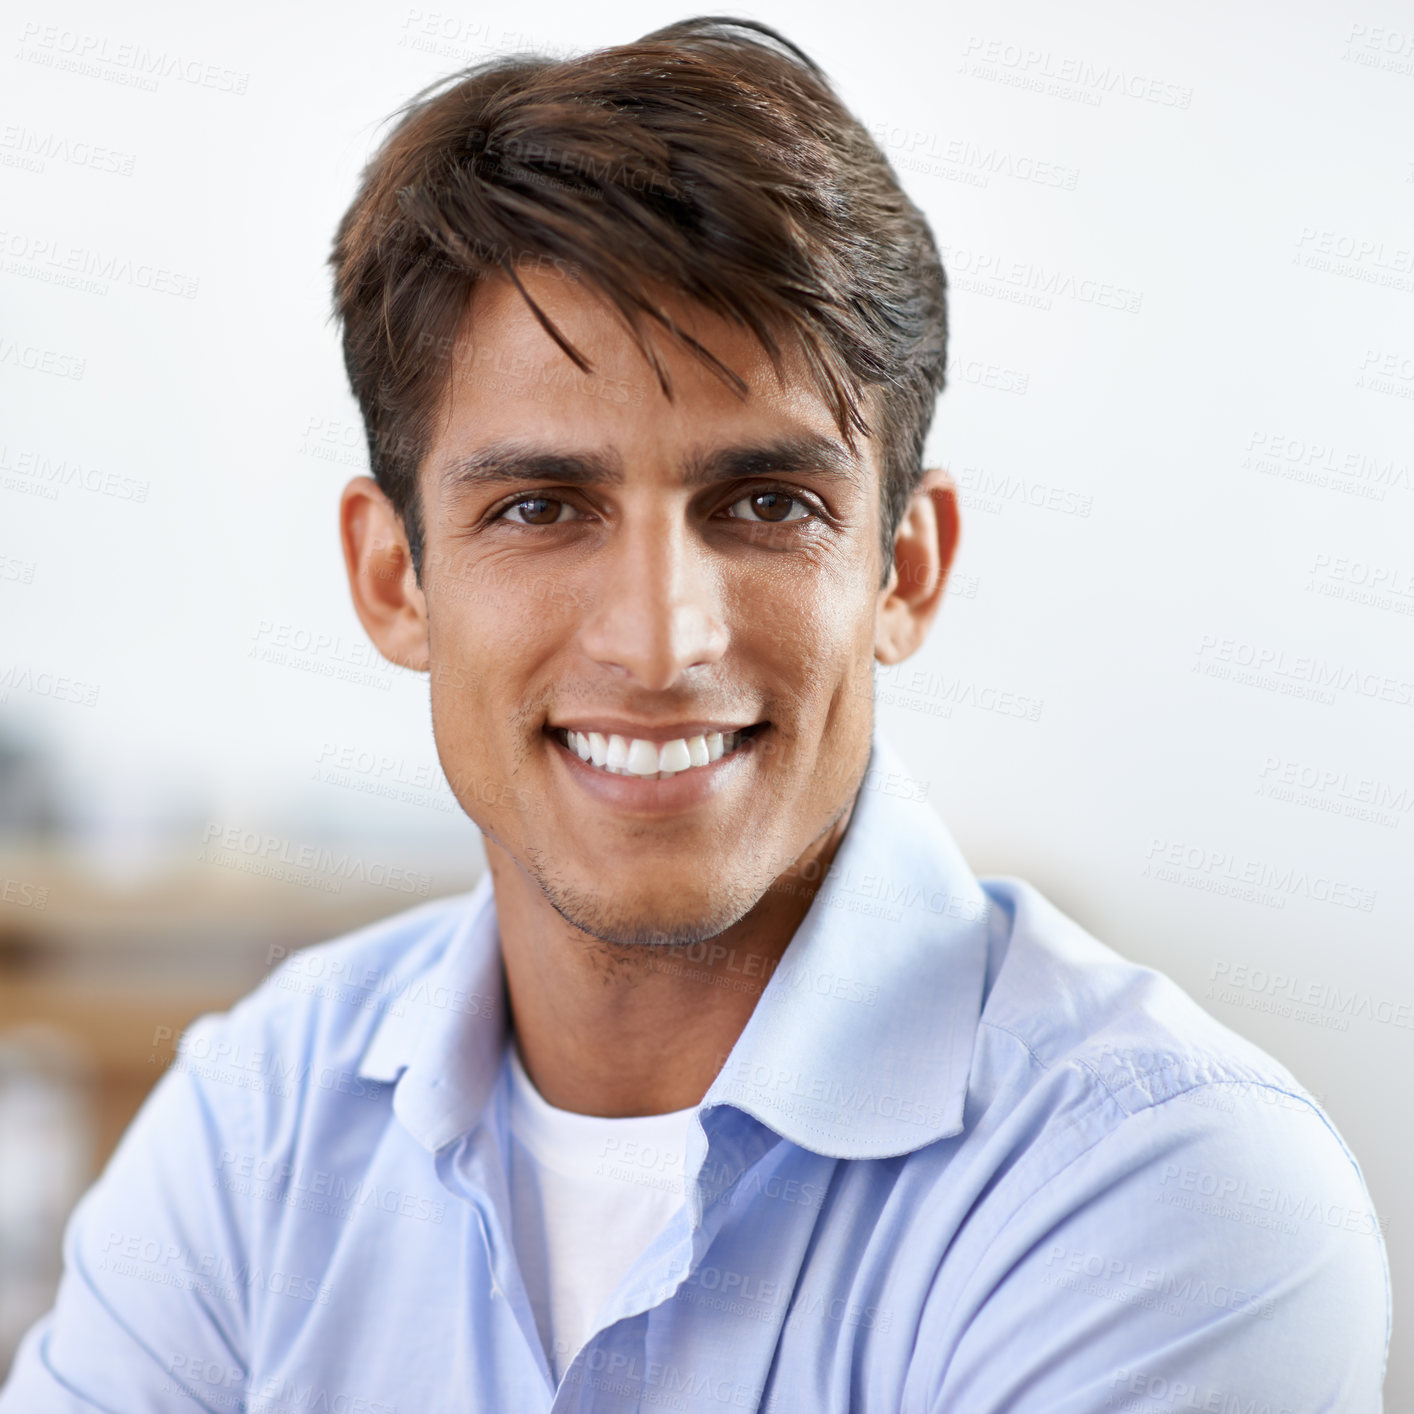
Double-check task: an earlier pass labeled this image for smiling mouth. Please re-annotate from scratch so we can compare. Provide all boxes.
[550,724,765,779]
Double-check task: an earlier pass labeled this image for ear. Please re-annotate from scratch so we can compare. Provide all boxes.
[339,476,430,672]
[875,468,960,665]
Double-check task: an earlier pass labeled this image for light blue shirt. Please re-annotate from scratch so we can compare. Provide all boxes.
[2,736,1390,1411]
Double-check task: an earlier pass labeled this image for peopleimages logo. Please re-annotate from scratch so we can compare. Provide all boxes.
[868,123,1080,191]
[1243,431,1411,499]
[0,338,85,379]
[98,1231,331,1308]
[1208,960,1414,1034]
[0,443,149,501]
[937,241,1143,313]
[0,663,100,708]
[198,823,432,896]
[1156,1161,1385,1239]
[1108,1368,1295,1414]
[0,229,200,298]
[1043,1244,1275,1320]
[0,123,137,176]
[1144,838,1377,912]
[16,22,250,94]
[215,1151,446,1225]
[958,36,1193,108]
[1258,754,1411,813]
[1193,633,1414,709]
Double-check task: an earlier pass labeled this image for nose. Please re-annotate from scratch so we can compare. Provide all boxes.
[578,509,729,690]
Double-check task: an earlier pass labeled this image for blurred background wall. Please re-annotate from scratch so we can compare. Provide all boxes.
[2,0,1411,1397]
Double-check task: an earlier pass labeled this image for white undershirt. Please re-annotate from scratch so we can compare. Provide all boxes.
[504,1045,696,1382]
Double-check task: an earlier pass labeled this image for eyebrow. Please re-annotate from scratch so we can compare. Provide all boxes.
[438,432,863,495]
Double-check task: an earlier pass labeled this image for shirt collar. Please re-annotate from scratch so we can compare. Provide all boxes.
[698,731,991,1159]
[358,731,991,1161]
[357,869,507,1152]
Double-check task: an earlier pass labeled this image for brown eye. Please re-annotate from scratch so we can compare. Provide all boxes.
[503,496,575,525]
[727,490,810,524]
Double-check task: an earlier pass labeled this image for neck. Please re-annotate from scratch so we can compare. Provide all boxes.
[488,812,853,1116]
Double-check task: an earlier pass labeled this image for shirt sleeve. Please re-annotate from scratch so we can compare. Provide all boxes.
[0,1015,252,1413]
[919,1082,1391,1412]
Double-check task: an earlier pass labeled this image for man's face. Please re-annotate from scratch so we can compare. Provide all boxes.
[412,272,891,947]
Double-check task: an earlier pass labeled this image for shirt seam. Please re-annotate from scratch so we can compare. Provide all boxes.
[978,1016,1301,1120]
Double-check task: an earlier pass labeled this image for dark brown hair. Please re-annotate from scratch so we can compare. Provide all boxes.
[330,16,948,577]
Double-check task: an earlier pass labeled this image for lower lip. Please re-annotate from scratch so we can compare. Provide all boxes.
[548,730,761,813]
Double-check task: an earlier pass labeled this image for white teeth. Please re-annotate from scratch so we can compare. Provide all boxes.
[626,738,661,776]
[658,738,692,774]
[558,727,756,777]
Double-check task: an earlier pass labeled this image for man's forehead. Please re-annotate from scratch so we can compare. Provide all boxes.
[462,267,752,364]
[451,269,849,420]
[428,269,883,486]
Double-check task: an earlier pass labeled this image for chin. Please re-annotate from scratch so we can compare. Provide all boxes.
[529,856,764,950]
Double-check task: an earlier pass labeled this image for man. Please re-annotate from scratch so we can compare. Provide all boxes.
[2,16,1389,1412]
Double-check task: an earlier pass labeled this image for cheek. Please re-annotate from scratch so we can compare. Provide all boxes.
[426,670,492,814]
[422,566,588,806]
[422,596,513,781]
[771,570,877,699]
[424,609,492,726]
[731,541,874,661]
[798,575,880,756]
[741,572,878,793]
[425,552,574,688]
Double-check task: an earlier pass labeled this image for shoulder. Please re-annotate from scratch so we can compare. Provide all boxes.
[975,874,1316,1114]
[966,876,1386,1263]
[915,878,1390,1399]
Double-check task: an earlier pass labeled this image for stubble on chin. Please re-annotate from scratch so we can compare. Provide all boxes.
[521,841,772,958]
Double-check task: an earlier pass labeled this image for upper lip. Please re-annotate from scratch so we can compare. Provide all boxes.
[546,718,763,742]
